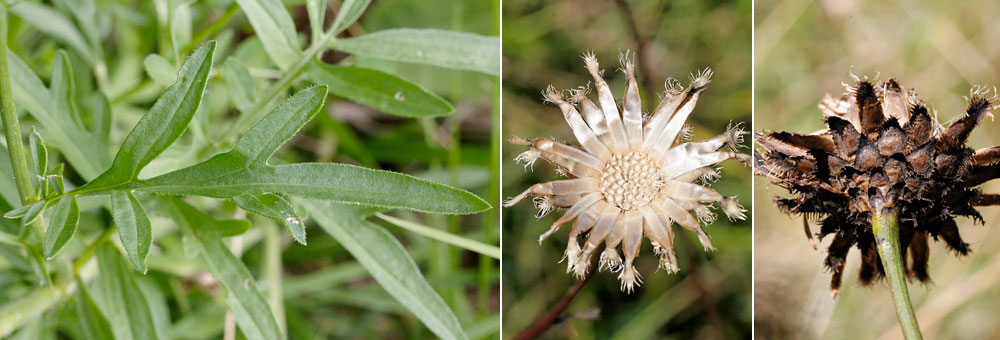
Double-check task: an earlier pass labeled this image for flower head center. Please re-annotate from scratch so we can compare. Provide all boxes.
[600,152,662,211]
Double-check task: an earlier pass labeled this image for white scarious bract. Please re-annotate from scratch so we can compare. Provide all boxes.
[506,52,749,293]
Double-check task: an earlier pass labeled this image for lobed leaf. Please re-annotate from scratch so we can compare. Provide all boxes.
[309,62,453,118]
[124,85,486,214]
[110,191,152,273]
[79,42,215,191]
[234,193,306,244]
[331,28,501,75]
[328,0,370,37]
[41,196,79,259]
[167,197,283,340]
[235,0,301,70]
[300,200,469,340]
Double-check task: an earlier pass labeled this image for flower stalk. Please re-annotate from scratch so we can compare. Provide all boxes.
[873,208,922,340]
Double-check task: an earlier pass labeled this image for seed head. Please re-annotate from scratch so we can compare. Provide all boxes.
[506,52,748,292]
[755,77,1000,294]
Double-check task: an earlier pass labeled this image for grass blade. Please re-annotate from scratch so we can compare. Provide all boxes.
[375,213,499,259]
[42,196,78,259]
[92,246,161,340]
[167,197,283,340]
[309,62,453,118]
[73,276,114,340]
[110,191,151,273]
[300,200,470,340]
[234,0,301,70]
[331,28,500,75]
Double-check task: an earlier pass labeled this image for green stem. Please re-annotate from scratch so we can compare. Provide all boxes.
[872,209,923,340]
[0,1,35,204]
[221,29,339,142]
[262,222,287,338]
[181,3,240,56]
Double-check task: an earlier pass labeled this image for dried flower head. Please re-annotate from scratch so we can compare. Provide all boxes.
[505,52,749,293]
[755,77,1000,296]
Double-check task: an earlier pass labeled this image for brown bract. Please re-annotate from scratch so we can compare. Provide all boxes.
[506,52,749,293]
[755,78,1000,295]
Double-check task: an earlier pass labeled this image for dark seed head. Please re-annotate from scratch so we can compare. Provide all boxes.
[755,77,1000,294]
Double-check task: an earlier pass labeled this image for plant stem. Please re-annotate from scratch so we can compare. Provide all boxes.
[514,259,596,340]
[0,0,35,205]
[262,222,287,338]
[221,29,338,142]
[872,209,923,340]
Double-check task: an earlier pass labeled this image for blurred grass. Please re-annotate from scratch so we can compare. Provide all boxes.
[502,0,751,338]
[754,0,1000,339]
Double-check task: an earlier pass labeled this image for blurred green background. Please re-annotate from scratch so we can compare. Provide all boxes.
[502,0,751,338]
[755,0,1000,339]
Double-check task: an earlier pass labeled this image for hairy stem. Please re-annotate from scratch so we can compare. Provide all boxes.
[873,209,923,340]
[0,1,34,204]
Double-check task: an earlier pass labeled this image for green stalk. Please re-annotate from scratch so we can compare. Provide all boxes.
[872,209,923,340]
[262,222,287,338]
[221,27,339,142]
[0,1,34,204]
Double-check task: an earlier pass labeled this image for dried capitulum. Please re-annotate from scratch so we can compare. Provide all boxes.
[755,77,1000,294]
[506,52,748,292]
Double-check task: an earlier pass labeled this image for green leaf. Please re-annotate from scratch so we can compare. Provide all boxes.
[9,2,97,64]
[130,85,487,215]
[235,0,301,70]
[328,0,370,37]
[7,50,106,179]
[224,58,256,114]
[332,29,500,75]
[300,200,469,340]
[29,128,47,178]
[21,201,48,226]
[306,0,327,45]
[309,62,453,118]
[41,196,79,259]
[234,193,306,244]
[92,246,162,340]
[166,197,283,340]
[73,276,114,340]
[78,42,215,192]
[3,200,44,220]
[111,191,152,273]
[143,54,177,87]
